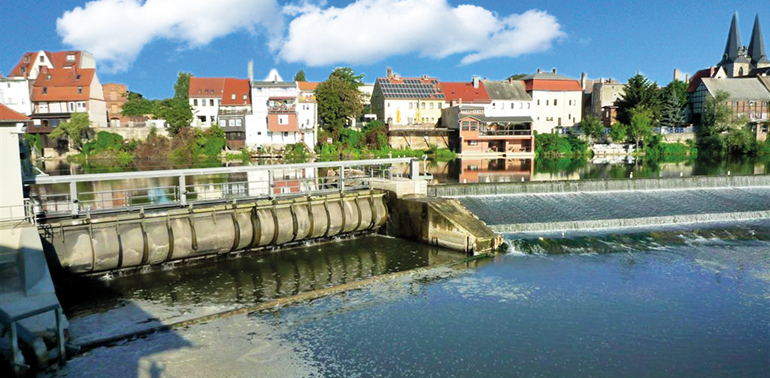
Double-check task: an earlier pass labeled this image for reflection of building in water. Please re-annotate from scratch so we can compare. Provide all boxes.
[456,159,533,183]
[246,167,317,197]
[531,171,581,182]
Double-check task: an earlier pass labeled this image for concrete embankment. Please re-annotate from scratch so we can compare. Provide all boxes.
[39,191,388,274]
[429,175,770,197]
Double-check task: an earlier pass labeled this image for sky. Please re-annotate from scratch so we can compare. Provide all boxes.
[1,0,768,99]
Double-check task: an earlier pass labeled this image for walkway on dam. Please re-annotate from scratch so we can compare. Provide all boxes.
[459,187,770,233]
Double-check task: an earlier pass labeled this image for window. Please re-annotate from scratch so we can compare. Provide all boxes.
[69,102,75,112]
[229,119,235,126]
[231,94,236,101]
[77,86,82,94]
[283,132,289,137]
[235,119,242,126]
[66,54,75,62]
[554,99,557,106]
[42,87,47,94]
[210,99,215,106]
[537,100,540,105]
[527,103,530,109]
[78,102,86,109]
[198,89,202,94]
[24,56,29,63]
[278,115,288,124]
[492,102,496,109]
[40,55,45,62]
[461,121,470,131]
[267,132,273,137]
[409,102,413,109]
[20,67,25,74]
[193,99,198,106]
[243,94,247,101]
[46,74,51,80]
[76,74,81,80]
[438,102,442,109]
[470,121,478,131]
[468,140,478,146]
[429,102,434,109]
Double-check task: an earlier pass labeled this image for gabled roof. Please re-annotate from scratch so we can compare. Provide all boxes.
[8,51,85,78]
[687,67,726,93]
[441,81,491,103]
[375,76,445,100]
[521,71,582,91]
[700,78,770,101]
[298,82,319,91]
[483,80,532,101]
[220,78,251,106]
[31,68,95,102]
[189,77,227,98]
[0,103,30,122]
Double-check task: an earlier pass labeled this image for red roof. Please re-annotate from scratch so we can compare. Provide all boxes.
[687,68,715,93]
[298,82,319,91]
[31,68,95,102]
[8,51,85,78]
[524,79,582,91]
[0,103,30,122]
[220,78,251,106]
[441,82,491,103]
[189,77,227,98]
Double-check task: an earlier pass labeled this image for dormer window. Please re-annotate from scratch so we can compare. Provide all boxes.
[46,74,51,80]
[40,55,45,63]
[66,54,75,62]
[78,86,83,94]
[243,94,247,101]
[42,87,48,94]
[24,56,30,63]
[76,74,81,80]
[20,67,26,74]
[198,89,202,94]
[231,94,236,101]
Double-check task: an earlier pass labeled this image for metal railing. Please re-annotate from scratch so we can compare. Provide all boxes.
[0,199,36,225]
[26,158,417,218]
[0,305,66,374]
[478,129,532,136]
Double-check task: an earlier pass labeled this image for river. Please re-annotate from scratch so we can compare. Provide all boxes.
[44,220,770,378]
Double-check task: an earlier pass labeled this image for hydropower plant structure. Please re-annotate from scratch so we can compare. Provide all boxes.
[2,129,770,375]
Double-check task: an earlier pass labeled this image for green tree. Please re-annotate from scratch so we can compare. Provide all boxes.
[173,72,193,105]
[316,71,364,138]
[579,115,604,144]
[329,67,365,89]
[121,92,157,117]
[294,70,306,82]
[507,73,528,80]
[663,79,688,109]
[628,108,653,150]
[615,73,661,126]
[697,90,749,155]
[659,87,686,129]
[50,113,92,151]
[609,122,628,143]
[157,100,193,136]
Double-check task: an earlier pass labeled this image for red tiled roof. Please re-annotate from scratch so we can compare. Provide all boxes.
[221,78,251,106]
[298,82,319,91]
[8,51,84,78]
[31,68,94,102]
[687,68,714,93]
[441,82,491,103]
[189,77,227,98]
[524,79,582,91]
[0,103,29,122]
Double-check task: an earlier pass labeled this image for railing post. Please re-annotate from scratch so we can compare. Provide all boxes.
[339,165,345,193]
[10,322,23,369]
[179,174,187,206]
[268,169,274,198]
[410,159,420,180]
[56,307,66,364]
[69,181,78,216]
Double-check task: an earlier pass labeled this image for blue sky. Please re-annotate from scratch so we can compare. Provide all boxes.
[1,0,767,99]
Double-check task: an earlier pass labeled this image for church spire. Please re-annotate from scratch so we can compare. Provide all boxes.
[748,14,769,66]
[721,12,742,64]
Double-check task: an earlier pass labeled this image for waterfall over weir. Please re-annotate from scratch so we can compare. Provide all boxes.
[458,187,770,233]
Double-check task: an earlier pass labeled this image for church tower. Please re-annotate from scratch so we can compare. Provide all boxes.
[748,14,770,70]
[720,12,751,77]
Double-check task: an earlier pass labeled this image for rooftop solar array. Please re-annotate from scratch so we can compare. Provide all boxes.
[377,78,445,99]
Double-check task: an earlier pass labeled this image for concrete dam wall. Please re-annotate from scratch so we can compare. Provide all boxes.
[39,191,388,274]
[429,175,770,197]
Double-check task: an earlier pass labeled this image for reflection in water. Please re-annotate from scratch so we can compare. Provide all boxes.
[59,236,462,319]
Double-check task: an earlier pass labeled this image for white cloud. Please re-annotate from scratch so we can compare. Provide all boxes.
[56,0,283,72]
[277,0,566,66]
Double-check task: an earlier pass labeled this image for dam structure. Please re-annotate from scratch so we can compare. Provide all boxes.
[430,175,770,234]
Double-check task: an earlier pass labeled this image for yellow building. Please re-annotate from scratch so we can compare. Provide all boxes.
[371,68,446,126]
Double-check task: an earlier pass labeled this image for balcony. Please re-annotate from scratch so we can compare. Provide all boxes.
[218,108,252,115]
[478,128,532,137]
[268,104,296,113]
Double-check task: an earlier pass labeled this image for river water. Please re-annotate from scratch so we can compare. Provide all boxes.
[47,220,770,378]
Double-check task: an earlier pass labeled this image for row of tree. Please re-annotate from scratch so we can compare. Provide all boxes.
[121,72,194,135]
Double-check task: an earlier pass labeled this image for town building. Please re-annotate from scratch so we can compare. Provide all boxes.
[441,104,534,155]
[297,81,319,148]
[0,76,32,116]
[371,68,446,126]
[588,79,625,126]
[0,103,30,134]
[482,79,534,119]
[247,77,315,150]
[522,69,583,134]
[718,13,769,78]
[7,51,107,149]
[189,77,225,127]
[690,77,770,127]
[189,77,251,148]
[102,83,128,127]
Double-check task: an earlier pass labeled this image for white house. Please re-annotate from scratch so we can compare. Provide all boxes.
[482,79,534,119]
[0,77,32,116]
[297,81,319,148]
[523,69,583,134]
[247,79,303,149]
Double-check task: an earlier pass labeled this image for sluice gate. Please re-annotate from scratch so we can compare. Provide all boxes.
[39,191,388,274]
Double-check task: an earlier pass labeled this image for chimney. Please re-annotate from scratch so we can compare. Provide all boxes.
[580,72,587,90]
[537,68,542,74]
[674,68,681,81]
[685,74,690,83]
[472,76,480,89]
[552,68,557,74]
[248,60,253,81]
[459,98,463,105]
[386,67,392,79]
[710,66,715,76]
